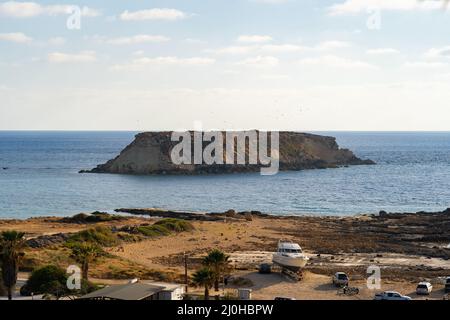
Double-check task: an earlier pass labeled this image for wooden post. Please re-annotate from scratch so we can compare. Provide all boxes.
[184,251,188,293]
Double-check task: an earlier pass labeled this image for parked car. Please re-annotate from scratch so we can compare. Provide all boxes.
[259,263,272,274]
[274,297,296,300]
[374,291,412,301]
[332,272,349,287]
[416,282,433,295]
[445,277,450,293]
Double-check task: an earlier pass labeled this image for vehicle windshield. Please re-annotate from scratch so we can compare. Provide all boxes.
[338,274,348,280]
[417,285,427,289]
[280,248,302,253]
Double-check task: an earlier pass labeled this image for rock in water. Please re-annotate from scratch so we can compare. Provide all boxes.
[82,131,374,175]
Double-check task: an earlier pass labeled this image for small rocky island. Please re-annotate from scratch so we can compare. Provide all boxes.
[81,131,374,175]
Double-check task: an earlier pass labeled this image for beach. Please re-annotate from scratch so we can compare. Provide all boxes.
[2,208,449,300]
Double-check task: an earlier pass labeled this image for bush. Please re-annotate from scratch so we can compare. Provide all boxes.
[154,218,194,232]
[61,212,126,224]
[66,226,118,247]
[20,265,68,297]
[21,265,99,298]
[137,224,171,237]
[135,219,194,238]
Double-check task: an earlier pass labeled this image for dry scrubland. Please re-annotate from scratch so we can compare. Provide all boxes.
[1,209,449,300]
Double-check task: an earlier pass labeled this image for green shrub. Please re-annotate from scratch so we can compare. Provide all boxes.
[20,265,68,297]
[85,212,126,223]
[154,218,194,232]
[137,224,171,237]
[61,212,126,224]
[66,226,118,247]
[135,219,194,238]
[21,265,98,298]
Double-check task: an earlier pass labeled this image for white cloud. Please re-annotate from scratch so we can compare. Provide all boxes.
[260,44,306,53]
[237,56,279,67]
[208,40,350,55]
[106,35,170,45]
[0,2,100,18]
[403,61,448,68]
[45,5,100,17]
[366,48,400,55]
[0,1,42,17]
[328,0,446,16]
[424,46,450,59]
[298,55,376,69]
[316,41,351,50]
[111,56,215,71]
[208,44,307,55]
[0,32,32,43]
[135,57,214,65]
[237,35,273,43]
[48,51,96,63]
[119,8,187,21]
[207,45,256,55]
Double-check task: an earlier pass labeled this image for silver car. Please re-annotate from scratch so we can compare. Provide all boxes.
[416,282,433,295]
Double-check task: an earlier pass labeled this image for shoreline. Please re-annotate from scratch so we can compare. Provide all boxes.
[1,207,449,300]
[1,206,449,221]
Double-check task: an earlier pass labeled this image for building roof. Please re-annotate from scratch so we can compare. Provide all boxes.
[81,283,166,300]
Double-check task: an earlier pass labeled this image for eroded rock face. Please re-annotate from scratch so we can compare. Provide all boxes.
[82,131,374,175]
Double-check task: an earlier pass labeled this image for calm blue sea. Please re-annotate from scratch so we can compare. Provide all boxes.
[0,131,449,218]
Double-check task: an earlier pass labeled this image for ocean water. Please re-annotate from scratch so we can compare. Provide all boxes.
[0,131,449,218]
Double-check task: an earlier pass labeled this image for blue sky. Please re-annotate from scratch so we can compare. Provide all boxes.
[1,0,450,130]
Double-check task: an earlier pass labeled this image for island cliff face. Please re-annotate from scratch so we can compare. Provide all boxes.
[83,131,374,175]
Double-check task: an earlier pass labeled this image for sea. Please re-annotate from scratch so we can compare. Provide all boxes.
[0,131,449,219]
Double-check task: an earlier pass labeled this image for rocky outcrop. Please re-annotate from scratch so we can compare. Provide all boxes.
[26,233,71,249]
[81,131,374,175]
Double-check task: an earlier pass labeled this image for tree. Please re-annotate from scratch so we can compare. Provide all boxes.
[192,267,214,300]
[203,249,230,291]
[20,265,68,299]
[69,243,102,282]
[0,230,26,300]
[21,265,99,299]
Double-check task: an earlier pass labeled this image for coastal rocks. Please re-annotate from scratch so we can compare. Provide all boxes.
[115,208,268,221]
[377,208,450,219]
[82,131,375,175]
[26,233,71,248]
[115,208,223,221]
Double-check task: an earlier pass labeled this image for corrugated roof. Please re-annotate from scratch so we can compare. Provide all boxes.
[81,283,166,300]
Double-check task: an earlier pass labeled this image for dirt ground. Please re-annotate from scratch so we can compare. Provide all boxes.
[1,210,449,300]
[227,271,448,300]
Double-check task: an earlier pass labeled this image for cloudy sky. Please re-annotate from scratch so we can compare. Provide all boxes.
[1,0,450,131]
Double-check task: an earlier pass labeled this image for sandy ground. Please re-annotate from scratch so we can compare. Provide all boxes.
[1,211,449,300]
[0,216,147,237]
[228,271,448,300]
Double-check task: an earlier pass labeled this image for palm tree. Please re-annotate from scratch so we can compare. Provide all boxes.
[69,243,101,282]
[203,249,230,291]
[192,267,214,300]
[0,230,26,300]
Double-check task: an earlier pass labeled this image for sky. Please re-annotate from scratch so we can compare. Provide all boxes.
[1,0,450,131]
